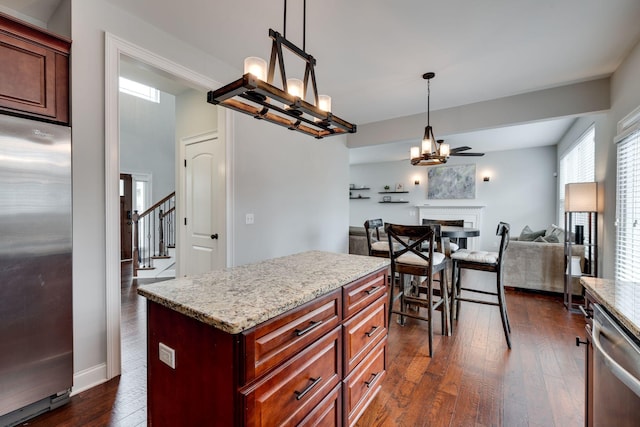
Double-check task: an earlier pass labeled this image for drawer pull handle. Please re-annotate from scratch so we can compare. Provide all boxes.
[294,376,322,400]
[295,320,323,336]
[365,325,379,337]
[364,372,381,388]
[365,286,381,295]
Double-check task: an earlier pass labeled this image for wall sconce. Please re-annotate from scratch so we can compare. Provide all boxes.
[414,179,420,185]
[483,176,490,182]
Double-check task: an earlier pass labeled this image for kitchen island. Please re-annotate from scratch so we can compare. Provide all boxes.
[581,277,640,341]
[138,251,390,426]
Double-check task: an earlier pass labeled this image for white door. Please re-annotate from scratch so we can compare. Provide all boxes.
[182,132,225,275]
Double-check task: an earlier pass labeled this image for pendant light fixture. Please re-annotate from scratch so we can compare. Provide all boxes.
[410,72,450,166]
[207,0,356,139]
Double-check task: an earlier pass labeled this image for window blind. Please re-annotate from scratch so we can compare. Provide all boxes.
[559,125,595,227]
[615,128,640,281]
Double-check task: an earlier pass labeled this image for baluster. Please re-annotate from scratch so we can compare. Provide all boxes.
[132,210,140,275]
[159,208,165,257]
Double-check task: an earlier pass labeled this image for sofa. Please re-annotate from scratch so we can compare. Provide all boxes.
[503,225,584,294]
[349,226,371,256]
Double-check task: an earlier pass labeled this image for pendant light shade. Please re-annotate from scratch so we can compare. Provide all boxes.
[243,57,267,81]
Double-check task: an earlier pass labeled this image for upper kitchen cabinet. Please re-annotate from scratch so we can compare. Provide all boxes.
[0,13,71,125]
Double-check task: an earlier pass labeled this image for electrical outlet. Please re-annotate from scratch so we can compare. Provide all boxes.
[159,342,176,369]
[246,213,254,224]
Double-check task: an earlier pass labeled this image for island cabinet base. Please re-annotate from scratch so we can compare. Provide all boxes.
[145,266,388,426]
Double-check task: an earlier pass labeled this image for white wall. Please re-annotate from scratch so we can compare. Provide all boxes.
[175,89,218,137]
[233,113,349,265]
[120,91,176,202]
[350,145,558,251]
[67,0,350,390]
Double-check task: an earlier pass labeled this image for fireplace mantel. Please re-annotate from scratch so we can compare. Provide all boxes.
[417,205,485,250]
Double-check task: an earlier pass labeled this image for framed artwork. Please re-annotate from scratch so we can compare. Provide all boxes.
[427,164,476,199]
[395,183,404,191]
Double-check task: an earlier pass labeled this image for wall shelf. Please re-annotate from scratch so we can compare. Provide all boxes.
[378,191,409,194]
[350,185,370,200]
[379,201,409,204]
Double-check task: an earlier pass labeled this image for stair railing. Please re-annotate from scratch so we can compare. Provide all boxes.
[132,192,176,276]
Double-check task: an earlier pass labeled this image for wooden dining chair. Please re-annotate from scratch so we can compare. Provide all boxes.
[385,223,451,357]
[450,221,512,348]
[364,218,394,258]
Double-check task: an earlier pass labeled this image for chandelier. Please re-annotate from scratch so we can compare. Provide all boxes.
[207,0,357,139]
[410,72,450,165]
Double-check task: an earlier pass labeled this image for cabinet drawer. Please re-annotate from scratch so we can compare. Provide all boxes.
[243,289,341,384]
[242,327,342,427]
[343,337,387,427]
[342,269,387,320]
[298,383,342,427]
[343,294,387,374]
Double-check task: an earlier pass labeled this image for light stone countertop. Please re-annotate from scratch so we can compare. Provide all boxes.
[137,250,389,335]
[581,277,640,340]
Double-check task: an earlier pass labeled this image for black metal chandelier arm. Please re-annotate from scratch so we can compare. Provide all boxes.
[282,0,307,50]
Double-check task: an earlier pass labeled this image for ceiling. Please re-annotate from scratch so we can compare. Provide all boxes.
[3,0,640,160]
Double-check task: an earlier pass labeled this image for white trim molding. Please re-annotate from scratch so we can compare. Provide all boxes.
[104,32,230,380]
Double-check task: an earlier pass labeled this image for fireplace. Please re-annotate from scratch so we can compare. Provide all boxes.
[417,205,485,250]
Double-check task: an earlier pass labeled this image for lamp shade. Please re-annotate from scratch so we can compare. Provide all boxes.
[564,182,597,212]
[318,94,331,112]
[243,57,267,81]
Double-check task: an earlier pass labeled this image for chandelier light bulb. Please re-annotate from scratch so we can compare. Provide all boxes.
[318,94,332,112]
[439,143,450,157]
[410,146,421,160]
[243,57,267,81]
[286,78,304,98]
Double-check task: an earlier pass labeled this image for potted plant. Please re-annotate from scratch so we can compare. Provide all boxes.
[384,185,390,191]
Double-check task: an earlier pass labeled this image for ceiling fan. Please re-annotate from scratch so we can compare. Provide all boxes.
[445,141,485,157]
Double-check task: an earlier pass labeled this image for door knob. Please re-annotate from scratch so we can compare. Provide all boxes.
[211,233,219,239]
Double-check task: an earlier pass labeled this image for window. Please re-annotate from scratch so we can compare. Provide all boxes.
[131,172,152,214]
[559,125,595,222]
[615,106,640,282]
[119,77,160,103]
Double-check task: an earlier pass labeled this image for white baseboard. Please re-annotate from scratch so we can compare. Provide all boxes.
[71,363,108,396]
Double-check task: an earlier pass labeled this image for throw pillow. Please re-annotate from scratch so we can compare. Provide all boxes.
[545,224,565,243]
[533,236,549,243]
[519,225,546,241]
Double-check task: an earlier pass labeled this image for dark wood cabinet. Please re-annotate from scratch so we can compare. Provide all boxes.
[0,13,70,124]
[145,267,388,426]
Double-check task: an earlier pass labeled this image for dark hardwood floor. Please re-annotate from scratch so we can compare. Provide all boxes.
[22,275,586,426]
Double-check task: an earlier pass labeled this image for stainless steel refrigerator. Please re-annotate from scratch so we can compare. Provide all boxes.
[0,113,72,425]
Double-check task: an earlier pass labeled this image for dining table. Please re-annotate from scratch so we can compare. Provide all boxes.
[440,225,480,249]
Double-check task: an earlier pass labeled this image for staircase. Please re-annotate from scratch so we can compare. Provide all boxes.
[135,247,175,279]
[133,192,176,279]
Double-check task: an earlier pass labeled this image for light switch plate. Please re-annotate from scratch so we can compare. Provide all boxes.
[246,213,254,224]
[159,342,176,369]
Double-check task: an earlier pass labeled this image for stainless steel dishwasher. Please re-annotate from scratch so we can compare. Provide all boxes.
[591,304,640,426]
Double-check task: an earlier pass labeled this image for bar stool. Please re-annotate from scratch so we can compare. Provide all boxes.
[364,218,394,258]
[385,223,451,357]
[451,222,512,349]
